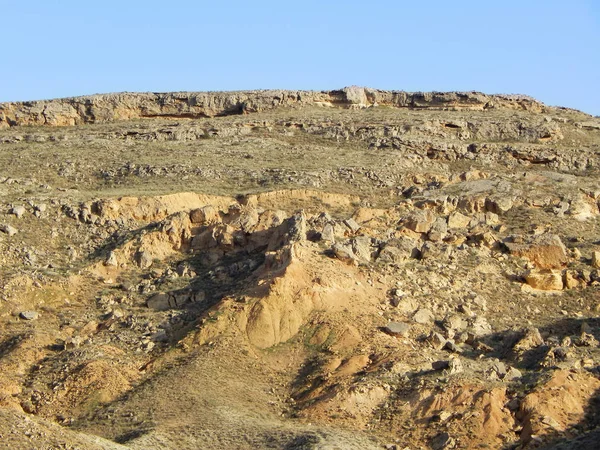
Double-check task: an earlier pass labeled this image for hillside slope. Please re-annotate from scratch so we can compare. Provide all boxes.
[0,87,600,449]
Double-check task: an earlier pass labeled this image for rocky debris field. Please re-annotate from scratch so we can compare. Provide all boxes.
[0,87,600,449]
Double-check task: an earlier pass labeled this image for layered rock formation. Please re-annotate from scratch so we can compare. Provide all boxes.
[0,86,546,128]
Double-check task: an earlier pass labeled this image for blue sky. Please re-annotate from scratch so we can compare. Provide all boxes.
[1,1,598,115]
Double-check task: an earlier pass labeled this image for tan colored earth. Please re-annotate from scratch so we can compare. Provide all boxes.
[0,87,600,449]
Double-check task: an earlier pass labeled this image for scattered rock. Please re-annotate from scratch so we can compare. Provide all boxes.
[513,327,544,353]
[504,366,522,380]
[447,211,471,229]
[147,293,172,311]
[413,308,435,325]
[592,251,600,269]
[135,250,153,269]
[431,432,456,450]
[0,224,18,236]
[10,205,26,218]
[427,331,447,350]
[383,322,410,337]
[104,251,118,266]
[406,209,435,233]
[19,311,39,320]
[343,218,361,233]
[525,269,564,290]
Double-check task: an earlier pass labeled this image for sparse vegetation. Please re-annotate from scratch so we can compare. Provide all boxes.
[0,88,600,449]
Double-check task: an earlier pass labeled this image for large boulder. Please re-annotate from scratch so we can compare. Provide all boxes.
[505,234,568,269]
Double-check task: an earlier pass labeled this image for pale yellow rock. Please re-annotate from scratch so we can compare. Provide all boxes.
[447,211,471,229]
[406,209,435,233]
[525,269,564,291]
[505,234,568,269]
[592,251,600,269]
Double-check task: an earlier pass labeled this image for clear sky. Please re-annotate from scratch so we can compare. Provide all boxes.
[1,1,598,115]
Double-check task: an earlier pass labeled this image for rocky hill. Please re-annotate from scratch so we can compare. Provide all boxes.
[0,87,600,449]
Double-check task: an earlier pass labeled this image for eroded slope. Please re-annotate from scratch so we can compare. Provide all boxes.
[1,88,600,449]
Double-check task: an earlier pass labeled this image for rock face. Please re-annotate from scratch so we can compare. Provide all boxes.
[0,88,546,128]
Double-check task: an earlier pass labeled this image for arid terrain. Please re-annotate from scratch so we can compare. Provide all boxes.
[1,87,600,449]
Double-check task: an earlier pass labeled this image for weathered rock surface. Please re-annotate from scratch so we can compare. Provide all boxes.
[525,269,564,290]
[505,234,568,269]
[0,88,547,128]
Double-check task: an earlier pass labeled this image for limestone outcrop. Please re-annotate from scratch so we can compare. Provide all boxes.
[0,87,547,128]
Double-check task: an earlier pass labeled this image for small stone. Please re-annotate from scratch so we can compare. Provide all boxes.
[448,357,463,374]
[147,293,172,311]
[20,311,39,320]
[427,331,447,350]
[321,223,335,242]
[406,210,434,233]
[576,332,599,347]
[104,251,118,267]
[383,322,410,337]
[553,347,569,360]
[442,314,468,333]
[0,224,18,236]
[504,367,522,380]
[431,432,456,450]
[564,270,583,289]
[343,218,361,233]
[111,309,125,319]
[432,360,449,371]
[581,322,593,334]
[506,234,568,269]
[492,360,507,377]
[506,397,520,411]
[469,316,492,337]
[447,211,471,229]
[513,327,544,352]
[151,330,168,342]
[438,411,452,422]
[10,205,26,218]
[444,340,461,353]
[413,308,434,324]
[332,243,357,264]
[473,296,487,310]
[135,250,153,269]
[391,296,418,314]
[142,341,155,352]
[65,336,84,349]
